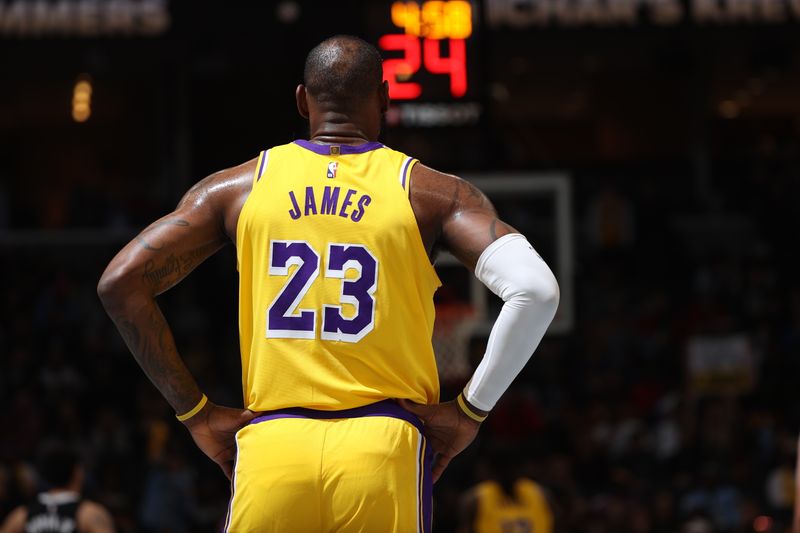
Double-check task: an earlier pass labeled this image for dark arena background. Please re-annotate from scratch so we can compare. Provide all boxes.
[2,1,800,531]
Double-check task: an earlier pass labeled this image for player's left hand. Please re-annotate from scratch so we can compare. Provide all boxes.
[398,398,481,483]
[182,401,259,479]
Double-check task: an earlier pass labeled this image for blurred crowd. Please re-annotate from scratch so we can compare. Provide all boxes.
[1,133,799,532]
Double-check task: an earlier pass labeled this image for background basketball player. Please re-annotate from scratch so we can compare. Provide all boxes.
[0,446,114,533]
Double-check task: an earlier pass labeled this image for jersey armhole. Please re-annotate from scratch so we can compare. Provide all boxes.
[253,149,270,185]
[398,156,417,197]
[398,157,442,287]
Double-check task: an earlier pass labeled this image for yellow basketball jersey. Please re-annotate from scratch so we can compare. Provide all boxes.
[236,140,441,412]
[474,479,554,533]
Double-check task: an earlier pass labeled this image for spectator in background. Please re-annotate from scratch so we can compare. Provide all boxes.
[0,445,114,533]
[679,463,742,532]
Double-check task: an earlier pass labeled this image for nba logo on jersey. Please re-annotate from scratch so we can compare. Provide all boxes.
[327,161,338,179]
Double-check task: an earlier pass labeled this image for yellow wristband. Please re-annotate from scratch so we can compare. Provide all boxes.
[176,394,208,422]
[457,393,487,423]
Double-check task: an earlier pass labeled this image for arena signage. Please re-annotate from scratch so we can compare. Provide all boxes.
[386,102,482,127]
[487,0,800,27]
[0,0,170,36]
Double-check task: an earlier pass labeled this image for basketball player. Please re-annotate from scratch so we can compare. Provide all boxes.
[458,451,554,533]
[0,447,114,533]
[97,35,559,531]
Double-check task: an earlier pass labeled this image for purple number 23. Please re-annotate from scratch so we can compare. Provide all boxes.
[267,240,378,343]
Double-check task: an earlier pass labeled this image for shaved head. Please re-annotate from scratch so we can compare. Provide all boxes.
[303,35,384,111]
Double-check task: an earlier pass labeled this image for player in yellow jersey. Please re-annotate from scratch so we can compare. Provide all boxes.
[459,451,554,533]
[98,35,559,532]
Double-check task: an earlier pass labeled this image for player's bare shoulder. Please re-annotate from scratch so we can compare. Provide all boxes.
[178,157,259,242]
[409,163,495,254]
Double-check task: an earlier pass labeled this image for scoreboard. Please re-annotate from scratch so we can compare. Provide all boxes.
[380,1,471,100]
[369,1,482,127]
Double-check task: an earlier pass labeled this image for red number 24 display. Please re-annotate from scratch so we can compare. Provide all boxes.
[379,1,472,100]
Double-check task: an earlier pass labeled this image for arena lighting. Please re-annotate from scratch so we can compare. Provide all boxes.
[72,75,92,123]
[276,1,300,23]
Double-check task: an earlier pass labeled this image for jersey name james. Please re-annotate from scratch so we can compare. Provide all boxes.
[287,185,371,222]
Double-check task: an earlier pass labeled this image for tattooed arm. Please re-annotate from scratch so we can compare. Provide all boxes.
[401,163,559,483]
[406,163,518,267]
[97,158,256,478]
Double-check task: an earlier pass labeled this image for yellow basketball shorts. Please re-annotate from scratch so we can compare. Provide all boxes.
[223,400,433,532]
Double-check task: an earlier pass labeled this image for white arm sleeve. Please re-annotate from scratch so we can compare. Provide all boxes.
[464,233,560,411]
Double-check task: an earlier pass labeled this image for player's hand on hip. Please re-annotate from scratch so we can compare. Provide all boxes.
[182,401,258,480]
[398,398,481,483]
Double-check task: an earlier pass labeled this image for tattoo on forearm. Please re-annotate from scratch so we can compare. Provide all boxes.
[116,308,199,413]
[179,240,224,271]
[136,218,191,251]
[118,319,141,357]
[141,240,224,291]
[108,227,222,412]
[136,237,161,251]
[142,254,180,287]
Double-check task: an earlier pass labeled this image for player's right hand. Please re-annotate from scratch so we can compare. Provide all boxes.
[182,401,258,479]
[398,398,481,483]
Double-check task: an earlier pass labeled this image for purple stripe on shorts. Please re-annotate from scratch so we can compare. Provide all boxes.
[250,399,424,433]
[400,157,412,189]
[422,439,434,533]
[222,436,239,533]
[294,139,384,155]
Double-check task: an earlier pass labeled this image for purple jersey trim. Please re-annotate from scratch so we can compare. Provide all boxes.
[294,139,384,155]
[222,437,240,533]
[400,157,413,190]
[422,439,433,533]
[250,399,424,433]
[255,150,268,182]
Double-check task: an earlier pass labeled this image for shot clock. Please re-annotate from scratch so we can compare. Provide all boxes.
[370,1,482,127]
